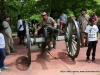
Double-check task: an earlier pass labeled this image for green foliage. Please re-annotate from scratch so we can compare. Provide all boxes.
[97,18,100,32]
[0,0,100,32]
[30,14,42,22]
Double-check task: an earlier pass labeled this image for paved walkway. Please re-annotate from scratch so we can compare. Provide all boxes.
[1,38,100,75]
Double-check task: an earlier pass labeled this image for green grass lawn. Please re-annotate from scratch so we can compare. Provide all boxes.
[12,32,17,38]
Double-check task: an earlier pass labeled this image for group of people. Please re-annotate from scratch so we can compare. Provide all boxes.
[0,10,17,73]
[17,15,39,45]
[35,8,99,63]
[0,10,68,73]
[78,8,99,63]
[27,9,99,63]
[0,8,99,73]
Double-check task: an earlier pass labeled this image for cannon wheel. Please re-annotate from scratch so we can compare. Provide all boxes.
[15,21,31,70]
[25,21,31,65]
[65,18,80,60]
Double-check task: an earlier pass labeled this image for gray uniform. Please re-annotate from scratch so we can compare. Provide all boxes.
[78,14,90,45]
[2,21,14,54]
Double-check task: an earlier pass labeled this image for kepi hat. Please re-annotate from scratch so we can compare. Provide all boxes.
[81,8,86,11]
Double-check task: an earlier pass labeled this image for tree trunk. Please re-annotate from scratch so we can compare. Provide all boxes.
[50,10,56,19]
[1,0,5,12]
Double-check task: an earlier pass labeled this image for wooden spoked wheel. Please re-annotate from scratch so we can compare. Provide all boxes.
[15,56,30,71]
[25,21,31,65]
[65,18,80,60]
[15,21,31,70]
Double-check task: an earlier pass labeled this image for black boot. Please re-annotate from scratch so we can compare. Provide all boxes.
[53,45,56,49]
[92,57,95,63]
[86,57,90,63]
[48,44,52,51]
[53,42,56,49]
[85,44,88,47]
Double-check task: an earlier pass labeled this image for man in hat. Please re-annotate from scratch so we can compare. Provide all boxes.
[36,12,57,50]
[78,8,90,47]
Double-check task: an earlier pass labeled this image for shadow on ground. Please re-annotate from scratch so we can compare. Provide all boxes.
[57,52,76,65]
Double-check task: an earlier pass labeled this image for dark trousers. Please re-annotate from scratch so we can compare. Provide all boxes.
[38,25,57,47]
[0,48,6,68]
[29,29,35,37]
[80,32,88,45]
[18,30,25,44]
[86,41,97,59]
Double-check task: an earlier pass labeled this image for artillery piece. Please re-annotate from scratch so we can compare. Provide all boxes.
[15,18,80,70]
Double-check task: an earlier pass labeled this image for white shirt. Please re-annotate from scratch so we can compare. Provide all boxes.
[85,25,99,41]
[0,33,5,48]
[17,19,24,31]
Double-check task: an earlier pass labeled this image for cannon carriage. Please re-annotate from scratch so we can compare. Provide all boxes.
[15,18,80,70]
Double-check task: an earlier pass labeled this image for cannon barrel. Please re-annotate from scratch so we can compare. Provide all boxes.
[24,35,70,46]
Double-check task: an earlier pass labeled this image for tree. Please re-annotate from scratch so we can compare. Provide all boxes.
[0,0,100,32]
[35,0,98,18]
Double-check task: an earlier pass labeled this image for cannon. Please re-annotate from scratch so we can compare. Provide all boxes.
[15,18,80,70]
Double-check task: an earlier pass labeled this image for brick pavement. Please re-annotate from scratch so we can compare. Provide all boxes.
[1,38,100,75]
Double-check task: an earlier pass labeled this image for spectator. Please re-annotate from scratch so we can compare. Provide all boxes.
[59,12,67,33]
[85,17,99,63]
[78,8,90,47]
[91,12,98,25]
[0,25,8,73]
[17,15,24,45]
[31,19,38,37]
[2,14,16,55]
